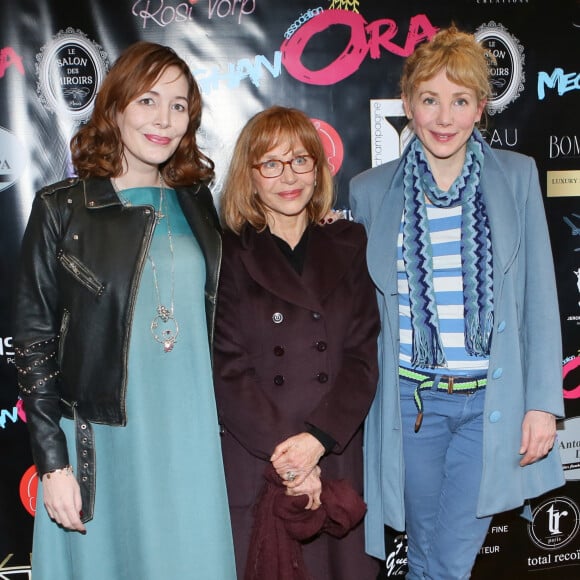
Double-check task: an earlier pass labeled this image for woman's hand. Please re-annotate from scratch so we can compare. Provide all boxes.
[42,468,86,533]
[285,465,322,510]
[319,209,346,225]
[271,432,325,488]
[519,410,557,467]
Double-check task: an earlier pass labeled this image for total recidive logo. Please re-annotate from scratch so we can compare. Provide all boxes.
[528,496,580,551]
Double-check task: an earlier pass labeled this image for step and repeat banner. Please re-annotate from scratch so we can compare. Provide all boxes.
[1,0,579,577]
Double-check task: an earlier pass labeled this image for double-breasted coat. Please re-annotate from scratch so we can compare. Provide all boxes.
[350,142,566,560]
[213,220,380,579]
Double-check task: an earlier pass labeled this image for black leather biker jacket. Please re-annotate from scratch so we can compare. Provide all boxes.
[13,177,221,489]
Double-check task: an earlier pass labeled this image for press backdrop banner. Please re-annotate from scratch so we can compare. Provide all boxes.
[1,1,579,578]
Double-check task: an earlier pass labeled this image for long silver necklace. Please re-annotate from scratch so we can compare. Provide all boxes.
[148,175,179,352]
[112,174,179,353]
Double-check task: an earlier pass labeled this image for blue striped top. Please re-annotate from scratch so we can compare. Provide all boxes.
[398,204,490,374]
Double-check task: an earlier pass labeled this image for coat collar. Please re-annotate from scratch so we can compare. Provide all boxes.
[479,144,520,274]
[366,141,520,295]
[238,222,360,311]
[83,177,123,208]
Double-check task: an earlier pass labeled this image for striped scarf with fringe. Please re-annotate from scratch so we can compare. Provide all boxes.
[401,130,494,368]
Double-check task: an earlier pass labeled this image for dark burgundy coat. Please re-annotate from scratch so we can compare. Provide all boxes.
[214,220,380,580]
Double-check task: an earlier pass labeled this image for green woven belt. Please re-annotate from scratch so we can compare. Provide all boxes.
[399,367,487,432]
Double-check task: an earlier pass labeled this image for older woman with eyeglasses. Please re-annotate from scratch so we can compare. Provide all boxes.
[214,106,381,580]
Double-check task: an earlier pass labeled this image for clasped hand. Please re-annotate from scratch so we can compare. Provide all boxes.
[271,432,325,510]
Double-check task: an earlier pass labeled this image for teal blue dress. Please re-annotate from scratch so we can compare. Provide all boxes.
[32,187,236,580]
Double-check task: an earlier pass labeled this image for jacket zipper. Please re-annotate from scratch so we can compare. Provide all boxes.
[58,308,70,365]
[57,251,105,296]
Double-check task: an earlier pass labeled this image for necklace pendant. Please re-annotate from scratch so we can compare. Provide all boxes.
[157,305,171,323]
[151,311,179,353]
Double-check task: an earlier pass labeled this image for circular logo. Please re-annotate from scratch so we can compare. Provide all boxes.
[563,354,580,400]
[475,22,525,116]
[0,126,27,192]
[19,464,39,517]
[311,118,344,176]
[528,496,580,550]
[36,28,109,120]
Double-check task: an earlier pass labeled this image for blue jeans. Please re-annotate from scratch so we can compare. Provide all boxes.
[399,375,492,580]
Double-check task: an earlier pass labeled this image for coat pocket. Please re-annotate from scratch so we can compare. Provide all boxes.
[57,250,105,296]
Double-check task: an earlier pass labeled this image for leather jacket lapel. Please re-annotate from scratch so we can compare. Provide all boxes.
[176,185,222,346]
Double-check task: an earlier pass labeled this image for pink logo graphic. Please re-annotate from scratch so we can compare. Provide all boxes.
[281,11,437,85]
[19,465,38,517]
[312,118,344,176]
[563,355,580,400]
[16,398,27,422]
[0,47,24,78]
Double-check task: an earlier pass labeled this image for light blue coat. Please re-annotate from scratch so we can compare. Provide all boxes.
[350,141,565,560]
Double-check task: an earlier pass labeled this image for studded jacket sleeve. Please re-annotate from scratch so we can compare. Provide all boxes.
[14,189,70,476]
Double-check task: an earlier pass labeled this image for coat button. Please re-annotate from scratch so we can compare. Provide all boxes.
[273,346,285,356]
[489,411,502,423]
[317,372,329,383]
[316,341,327,352]
[274,375,285,386]
[272,312,284,324]
[311,311,321,320]
[492,368,503,379]
[497,320,506,333]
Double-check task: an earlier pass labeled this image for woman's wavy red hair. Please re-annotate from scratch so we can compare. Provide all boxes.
[70,41,214,186]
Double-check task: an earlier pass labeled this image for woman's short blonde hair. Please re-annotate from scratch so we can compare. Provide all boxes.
[221,106,334,233]
[400,26,492,103]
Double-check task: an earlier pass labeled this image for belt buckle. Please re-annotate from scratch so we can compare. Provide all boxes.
[446,375,454,394]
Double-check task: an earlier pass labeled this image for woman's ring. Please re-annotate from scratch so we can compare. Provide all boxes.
[286,471,296,482]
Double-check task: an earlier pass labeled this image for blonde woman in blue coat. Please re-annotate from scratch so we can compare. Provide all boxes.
[350,26,565,580]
